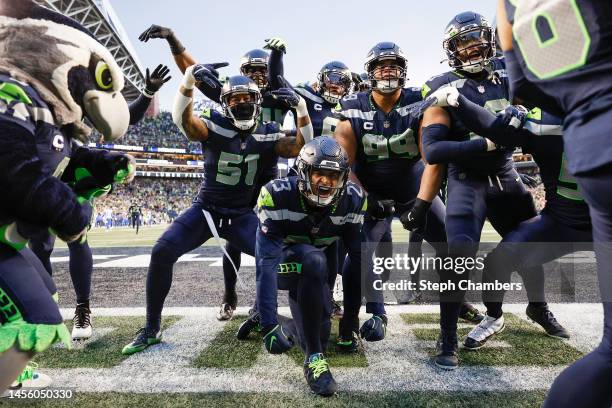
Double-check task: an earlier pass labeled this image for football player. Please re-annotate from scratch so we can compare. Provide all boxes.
[420,11,565,369]
[138,25,292,321]
[499,1,612,406]
[333,41,483,350]
[121,68,312,355]
[429,88,591,347]
[0,0,133,392]
[255,136,365,396]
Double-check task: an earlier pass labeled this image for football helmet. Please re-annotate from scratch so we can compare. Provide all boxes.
[239,49,269,90]
[317,61,352,104]
[220,76,262,131]
[364,42,407,93]
[296,137,349,207]
[443,11,495,74]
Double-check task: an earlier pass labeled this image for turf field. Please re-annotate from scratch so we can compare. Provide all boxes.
[9,222,602,408]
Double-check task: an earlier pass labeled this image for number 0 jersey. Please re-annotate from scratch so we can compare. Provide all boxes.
[196,108,281,211]
[335,89,424,203]
[294,83,340,138]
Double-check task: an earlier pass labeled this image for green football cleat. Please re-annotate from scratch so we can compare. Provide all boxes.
[121,328,161,355]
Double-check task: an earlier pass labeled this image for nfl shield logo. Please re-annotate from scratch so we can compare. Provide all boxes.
[384,121,390,128]
[311,227,319,234]
[477,85,485,94]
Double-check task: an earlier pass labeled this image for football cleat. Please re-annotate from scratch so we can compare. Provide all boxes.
[304,353,337,397]
[526,304,570,339]
[464,314,505,350]
[2,362,52,397]
[217,303,235,321]
[121,327,161,355]
[236,309,263,340]
[434,332,459,370]
[459,302,485,324]
[359,314,387,341]
[336,331,360,353]
[71,303,92,340]
[262,324,294,354]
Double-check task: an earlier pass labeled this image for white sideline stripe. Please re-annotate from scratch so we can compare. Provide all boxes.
[46,304,604,393]
[417,340,513,349]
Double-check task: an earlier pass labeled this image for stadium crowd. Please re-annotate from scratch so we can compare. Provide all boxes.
[93,177,200,227]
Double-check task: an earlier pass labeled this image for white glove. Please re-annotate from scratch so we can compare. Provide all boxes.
[427,86,460,108]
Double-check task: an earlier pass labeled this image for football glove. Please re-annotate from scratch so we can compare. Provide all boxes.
[271,76,301,108]
[262,324,294,354]
[192,62,228,91]
[263,37,287,53]
[144,64,171,97]
[138,24,184,54]
[501,105,529,130]
[427,86,460,108]
[359,315,388,342]
[399,198,431,232]
[519,173,540,188]
[367,195,395,220]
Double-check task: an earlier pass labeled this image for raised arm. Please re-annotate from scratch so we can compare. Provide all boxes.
[272,76,312,158]
[172,66,209,142]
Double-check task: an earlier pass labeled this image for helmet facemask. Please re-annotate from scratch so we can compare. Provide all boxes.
[367,58,407,94]
[240,63,268,90]
[297,161,348,208]
[318,70,352,104]
[221,89,262,131]
[444,27,495,73]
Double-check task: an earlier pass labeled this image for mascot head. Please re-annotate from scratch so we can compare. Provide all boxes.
[0,0,129,141]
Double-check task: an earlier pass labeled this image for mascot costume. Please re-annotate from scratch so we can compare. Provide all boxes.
[0,0,137,392]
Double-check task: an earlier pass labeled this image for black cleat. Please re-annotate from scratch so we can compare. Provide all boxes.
[359,314,388,341]
[434,332,459,370]
[336,331,360,353]
[304,353,337,397]
[526,304,570,339]
[236,309,262,340]
[459,302,485,324]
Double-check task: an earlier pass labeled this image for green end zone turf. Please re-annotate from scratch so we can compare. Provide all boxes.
[194,316,367,368]
[401,313,583,366]
[34,316,181,368]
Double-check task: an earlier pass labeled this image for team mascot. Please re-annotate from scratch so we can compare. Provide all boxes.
[0,0,135,392]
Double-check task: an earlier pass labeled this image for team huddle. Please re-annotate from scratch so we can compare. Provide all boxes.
[1,0,611,405]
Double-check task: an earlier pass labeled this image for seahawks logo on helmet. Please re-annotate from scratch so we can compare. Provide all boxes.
[364,42,408,94]
[220,75,263,131]
[442,11,496,74]
[296,137,349,208]
[316,61,352,105]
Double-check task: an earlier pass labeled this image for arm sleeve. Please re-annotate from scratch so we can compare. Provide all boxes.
[128,94,153,125]
[0,121,88,236]
[267,48,285,91]
[255,225,283,328]
[421,123,487,164]
[453,94,534,148]
[505,50,564,116]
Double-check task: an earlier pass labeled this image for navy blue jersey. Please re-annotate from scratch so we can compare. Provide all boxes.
[255,176,366,326]
[423,58,513,173]
[521,110,590,229]
[294,83,339,137]
[261,93,290,125]
[0,74,88,241]
[505,0,612,115]
[195,108,281,210]
[335,88,424,202]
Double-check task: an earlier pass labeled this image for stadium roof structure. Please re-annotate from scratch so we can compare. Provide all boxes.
[35,0,145,101]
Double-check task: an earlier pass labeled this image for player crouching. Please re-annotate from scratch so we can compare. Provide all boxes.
[255,137,366,396]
